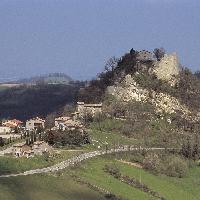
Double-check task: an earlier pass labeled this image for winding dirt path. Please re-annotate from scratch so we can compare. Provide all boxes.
[0,146,167,178]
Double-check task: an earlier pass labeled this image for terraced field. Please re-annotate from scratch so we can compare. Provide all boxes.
[70,156,200,200]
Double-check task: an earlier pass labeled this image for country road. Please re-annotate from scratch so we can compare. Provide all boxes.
[0,146,169,178]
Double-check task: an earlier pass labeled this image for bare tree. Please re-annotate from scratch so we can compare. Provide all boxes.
[104,56,119,72]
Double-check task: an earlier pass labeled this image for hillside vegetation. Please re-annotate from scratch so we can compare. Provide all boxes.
[0,83,80,120]
[79,48,200,150]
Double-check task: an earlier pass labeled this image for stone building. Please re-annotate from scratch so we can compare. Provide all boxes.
[55,116,71,127]
[12,141,52,158]
[26,117,45,130]
[0,126,11,134]
[12,143,33,158]
[77,102,102,118]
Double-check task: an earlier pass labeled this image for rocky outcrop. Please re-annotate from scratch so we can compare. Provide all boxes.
[152,53,180,86]
[150,92,190,115]
[107,75,148,102]
[107,75,193,120]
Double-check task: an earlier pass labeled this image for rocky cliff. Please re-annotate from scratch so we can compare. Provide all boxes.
[107,70,199,122]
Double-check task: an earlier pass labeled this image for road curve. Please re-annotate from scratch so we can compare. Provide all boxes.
[0,146,168,178]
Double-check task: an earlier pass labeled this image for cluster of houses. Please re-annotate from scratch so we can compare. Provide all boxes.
[0,102,102,134]
[13,141,52,158]
[0,102,103,158]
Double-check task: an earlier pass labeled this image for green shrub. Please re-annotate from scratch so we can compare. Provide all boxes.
[103,164,121,179]
[143,153,161,174]
[143,153,189,178]
[163,155,188,178]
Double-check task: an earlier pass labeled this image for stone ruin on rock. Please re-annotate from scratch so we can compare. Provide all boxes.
[152,53,180,86]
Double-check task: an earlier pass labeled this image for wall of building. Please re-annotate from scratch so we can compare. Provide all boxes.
[0,126,11,134]
[77,102,102,117]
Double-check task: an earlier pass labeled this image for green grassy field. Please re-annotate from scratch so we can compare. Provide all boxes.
[0,174,105,200]
[70,156,200,200]
[0,153,199,200]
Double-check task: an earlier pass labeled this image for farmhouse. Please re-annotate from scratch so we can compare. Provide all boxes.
[55,116,71,127]
[77,102,102,118]
[2,119,23,128]
[26,117,45,130]
[12,143,33,158]
[12,141,52,157]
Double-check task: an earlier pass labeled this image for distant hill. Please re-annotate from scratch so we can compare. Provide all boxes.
[16,73,73,85]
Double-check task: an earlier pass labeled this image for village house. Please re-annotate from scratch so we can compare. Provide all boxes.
[12,141,52,158]
[55,116,71,127]
[2,119,23,129]
[54,116,83,131]
[76,102,102,118]
[26,117,45,130]
[12,143,34,158]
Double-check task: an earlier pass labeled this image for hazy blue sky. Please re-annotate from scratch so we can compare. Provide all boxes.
[0,0,200,81]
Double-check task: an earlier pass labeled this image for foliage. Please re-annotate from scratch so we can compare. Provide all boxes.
[143,153,189,178]
[104,193,123,200]
[181,135,200,160]
[0,83,80,120]
[143,153,161,173]
[162,155,188,178]
[44,129,90,146]
[104,164,121,179]
[0,137,4,146]
[175,68,200,111]
[153,48,165,61]
[78,48,153,103]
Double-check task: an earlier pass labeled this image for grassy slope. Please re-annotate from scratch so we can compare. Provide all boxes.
[86,121,137,150]
[71,156,200,200]
[0,174,105,200]
[70,158,155,200]
[118,162,200,200]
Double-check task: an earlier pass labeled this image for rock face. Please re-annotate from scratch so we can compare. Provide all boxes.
[107,75,192,119]
[107,75,148,103]
[152,53,180,86]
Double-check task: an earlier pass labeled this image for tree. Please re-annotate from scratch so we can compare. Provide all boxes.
[0,137,4,146]
[153,48,165,61]
[104,57,119,72]
[14,126,19,134]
